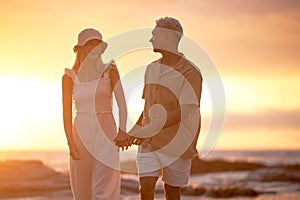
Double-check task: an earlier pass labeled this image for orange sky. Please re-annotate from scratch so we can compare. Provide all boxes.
[0,0,299,151]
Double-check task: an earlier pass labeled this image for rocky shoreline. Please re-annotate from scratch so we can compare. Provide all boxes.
[121,178,262,198]
[0,158,299,199]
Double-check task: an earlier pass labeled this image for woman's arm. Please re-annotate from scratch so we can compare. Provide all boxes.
[62,74,80,159]
[109,63,131,150]
[110,63,127,133]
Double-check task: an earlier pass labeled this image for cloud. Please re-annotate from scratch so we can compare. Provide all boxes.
[190,4,300,75]
[224,109,300,130]
[184,0,300,17]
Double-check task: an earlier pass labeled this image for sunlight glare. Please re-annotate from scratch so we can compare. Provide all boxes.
[0,77,61,149]
[127,86,144,128]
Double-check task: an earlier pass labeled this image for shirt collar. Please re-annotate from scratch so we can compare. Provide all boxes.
[158,53,185,71]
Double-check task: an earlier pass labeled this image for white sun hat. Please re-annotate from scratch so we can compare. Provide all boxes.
[74,28,108,51]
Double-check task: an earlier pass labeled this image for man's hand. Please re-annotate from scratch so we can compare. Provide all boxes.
[132,137,151,147]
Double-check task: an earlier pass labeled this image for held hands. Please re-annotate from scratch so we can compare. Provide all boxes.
[114,128,132,151]
[115,105,167,150]
[114,126,152,150]
[114,134,150,150]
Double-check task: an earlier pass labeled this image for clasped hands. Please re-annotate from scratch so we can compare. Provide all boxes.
[114,104,167,151]
[114,126,155,151]
[114,129,143,151]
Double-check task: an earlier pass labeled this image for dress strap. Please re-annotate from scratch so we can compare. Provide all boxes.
[102,60,116,78]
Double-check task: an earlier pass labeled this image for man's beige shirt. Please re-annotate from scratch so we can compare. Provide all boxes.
[142,56,202,158]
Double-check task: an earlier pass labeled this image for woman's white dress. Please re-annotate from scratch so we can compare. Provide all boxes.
[65,62,120,200]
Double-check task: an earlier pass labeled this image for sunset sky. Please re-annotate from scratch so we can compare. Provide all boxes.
[0,0,299,151]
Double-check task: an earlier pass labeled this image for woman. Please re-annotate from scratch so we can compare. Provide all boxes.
[62,28,130,200]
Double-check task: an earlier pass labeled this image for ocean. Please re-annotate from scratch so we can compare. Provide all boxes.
[1,149,299,172]
[0,149,299,199]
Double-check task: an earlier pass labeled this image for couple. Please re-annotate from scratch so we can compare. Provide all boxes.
[62,16,202,200]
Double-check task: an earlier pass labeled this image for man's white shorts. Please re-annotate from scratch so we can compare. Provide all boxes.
[137,144,191,187]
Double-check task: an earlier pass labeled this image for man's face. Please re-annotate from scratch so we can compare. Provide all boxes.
[149,27,166,53]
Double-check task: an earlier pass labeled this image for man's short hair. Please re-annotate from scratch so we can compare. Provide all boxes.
[155,17,183,35]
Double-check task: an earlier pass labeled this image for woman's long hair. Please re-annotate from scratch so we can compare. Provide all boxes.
[72,39,101,71]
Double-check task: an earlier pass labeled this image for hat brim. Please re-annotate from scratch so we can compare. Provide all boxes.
[73,40,108,53]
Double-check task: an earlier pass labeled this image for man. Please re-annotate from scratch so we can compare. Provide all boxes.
[129,17,202,200]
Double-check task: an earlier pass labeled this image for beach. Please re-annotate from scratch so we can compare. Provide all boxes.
[0,150,299,200]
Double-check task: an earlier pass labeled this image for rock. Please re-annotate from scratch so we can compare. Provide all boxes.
[247,168,300,183]
[191,157,266,174]
[0,160,70,198]
[181,184,206,196]
[0,160,58,181]
[206,185,259,198]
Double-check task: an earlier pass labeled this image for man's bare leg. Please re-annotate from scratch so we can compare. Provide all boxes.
[164,183,181,200]
[139,176,158,200]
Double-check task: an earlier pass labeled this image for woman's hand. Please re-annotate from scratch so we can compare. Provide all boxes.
[114,129,132,151]
[68,142,81,160]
